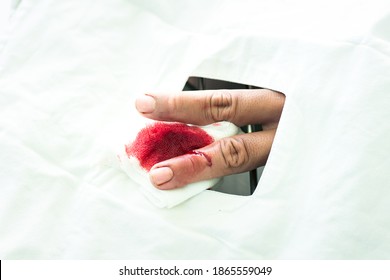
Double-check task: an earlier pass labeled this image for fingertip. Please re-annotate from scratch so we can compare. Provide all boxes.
[135,94,156,114]
[149,166,174,189]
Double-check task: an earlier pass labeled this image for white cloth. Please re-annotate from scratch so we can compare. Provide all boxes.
[0,0,389,259]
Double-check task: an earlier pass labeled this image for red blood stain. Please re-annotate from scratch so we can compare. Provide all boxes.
[126,122,214,171]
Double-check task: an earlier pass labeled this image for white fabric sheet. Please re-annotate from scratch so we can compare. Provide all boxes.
[0,0,389,259]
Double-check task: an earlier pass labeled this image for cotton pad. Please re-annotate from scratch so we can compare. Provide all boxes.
[118,121,240,208]
[126,122,214,172]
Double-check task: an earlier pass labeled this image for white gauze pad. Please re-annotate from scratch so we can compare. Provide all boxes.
[117,121,240,208]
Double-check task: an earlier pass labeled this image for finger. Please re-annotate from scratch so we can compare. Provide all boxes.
[148,129,276,190]
[135,89,285,128]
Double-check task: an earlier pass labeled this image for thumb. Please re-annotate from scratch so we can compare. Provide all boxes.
[149,129,276,190]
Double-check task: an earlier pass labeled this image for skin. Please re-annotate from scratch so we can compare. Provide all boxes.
[135,89,285,190]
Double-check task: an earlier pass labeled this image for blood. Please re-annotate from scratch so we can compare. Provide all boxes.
[186,150,212,167]
[126,122,214,171]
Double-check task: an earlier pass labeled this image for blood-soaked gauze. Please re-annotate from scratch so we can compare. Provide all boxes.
[125,122,214,171]
[119,121,239,208]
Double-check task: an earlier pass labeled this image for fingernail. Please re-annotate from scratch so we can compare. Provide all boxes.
[149,167,173,187]
[136,94,156,113]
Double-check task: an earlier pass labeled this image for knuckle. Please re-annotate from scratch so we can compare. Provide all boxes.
[207,91,236,122]
[219,137,250,170]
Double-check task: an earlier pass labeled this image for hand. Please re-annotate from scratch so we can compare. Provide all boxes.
[135,89,285,190]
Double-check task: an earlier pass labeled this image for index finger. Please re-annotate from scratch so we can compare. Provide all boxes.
[135,89,285,128]
[149,129,276,190]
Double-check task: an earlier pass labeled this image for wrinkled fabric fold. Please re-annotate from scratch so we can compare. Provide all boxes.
[0,0,389,259]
